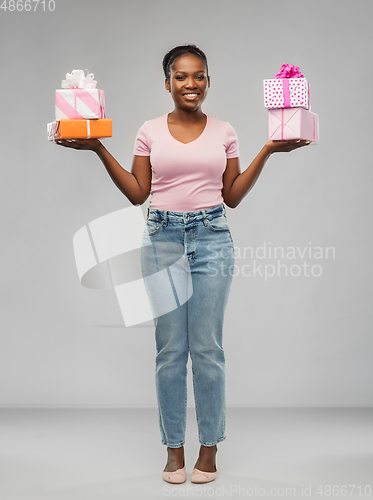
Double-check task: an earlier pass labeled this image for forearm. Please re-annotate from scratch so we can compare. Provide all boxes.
[227,145,272,208]
[95,143,144,205]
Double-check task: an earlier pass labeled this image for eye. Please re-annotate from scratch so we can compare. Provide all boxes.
[197,75,205,80]
[175,76,184,80]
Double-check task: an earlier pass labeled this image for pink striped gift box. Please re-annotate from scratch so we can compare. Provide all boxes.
[268,108,319,144]
[55,88,106,120]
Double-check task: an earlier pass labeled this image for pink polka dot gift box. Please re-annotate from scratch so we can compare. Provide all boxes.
[263,64,310,110]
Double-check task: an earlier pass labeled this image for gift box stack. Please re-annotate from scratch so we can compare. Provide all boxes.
[47,70,112,141]
[264,64,319,144]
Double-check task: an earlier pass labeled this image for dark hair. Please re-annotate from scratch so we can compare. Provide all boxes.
[162,44,209,81]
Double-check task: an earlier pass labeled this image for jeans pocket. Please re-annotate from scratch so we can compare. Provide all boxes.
[207,215,230,232]
[145,218,162,236]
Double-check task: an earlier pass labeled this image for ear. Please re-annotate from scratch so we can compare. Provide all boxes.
[207,76,211,88]
[165,78,170,92]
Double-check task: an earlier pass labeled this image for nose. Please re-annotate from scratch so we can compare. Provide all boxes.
[184,76,197,89]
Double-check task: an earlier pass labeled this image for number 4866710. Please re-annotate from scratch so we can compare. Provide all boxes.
[1,0,56,11]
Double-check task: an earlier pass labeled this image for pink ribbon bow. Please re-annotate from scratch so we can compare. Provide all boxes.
[272,64,306,108]
[274,64,304,79]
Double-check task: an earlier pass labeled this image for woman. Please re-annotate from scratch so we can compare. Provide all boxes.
[56,44,310,484]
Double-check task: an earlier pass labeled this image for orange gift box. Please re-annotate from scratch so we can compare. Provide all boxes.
[47,119,112,141]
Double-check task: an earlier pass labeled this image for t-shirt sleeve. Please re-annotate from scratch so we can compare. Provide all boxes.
[225,122,239,159]
[133,121,151,156]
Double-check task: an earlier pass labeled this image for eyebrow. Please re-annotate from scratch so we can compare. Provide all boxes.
[174,70,206,74]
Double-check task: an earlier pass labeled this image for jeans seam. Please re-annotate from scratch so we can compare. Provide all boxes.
[199,435,226,446]
[191,362,201,442]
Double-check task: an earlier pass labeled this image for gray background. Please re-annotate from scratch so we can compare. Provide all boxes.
[1,0,372,408]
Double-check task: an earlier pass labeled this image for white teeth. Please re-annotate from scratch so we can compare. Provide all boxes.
[184,94,198,96]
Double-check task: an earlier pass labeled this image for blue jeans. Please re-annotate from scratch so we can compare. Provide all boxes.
[140,204,235,448]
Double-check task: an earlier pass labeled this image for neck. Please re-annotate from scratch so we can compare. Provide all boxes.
[169,107,206,124]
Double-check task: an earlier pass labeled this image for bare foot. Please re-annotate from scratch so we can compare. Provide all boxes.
[163,446,185,472]
[193,444,217,472]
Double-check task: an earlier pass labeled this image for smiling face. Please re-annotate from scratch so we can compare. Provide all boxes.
[165,54,210,112]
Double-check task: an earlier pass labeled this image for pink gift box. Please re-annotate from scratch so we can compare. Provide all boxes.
[268,108,319,144]
[263,77,310,110]
[55,88,106,120]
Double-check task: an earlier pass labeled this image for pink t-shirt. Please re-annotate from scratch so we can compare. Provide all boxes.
[133,114,239,211]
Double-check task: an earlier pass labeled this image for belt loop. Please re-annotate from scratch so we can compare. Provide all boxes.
[201,209,207,225]
[162,209,167,227]
[223,203,226,216]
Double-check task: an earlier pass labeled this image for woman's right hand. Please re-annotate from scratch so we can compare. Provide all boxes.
[55,138,102,153]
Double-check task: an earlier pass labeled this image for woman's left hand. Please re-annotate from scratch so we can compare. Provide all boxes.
[265,139,311,154]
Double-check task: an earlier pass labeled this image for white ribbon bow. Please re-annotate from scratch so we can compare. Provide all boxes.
[61,69,97,89]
